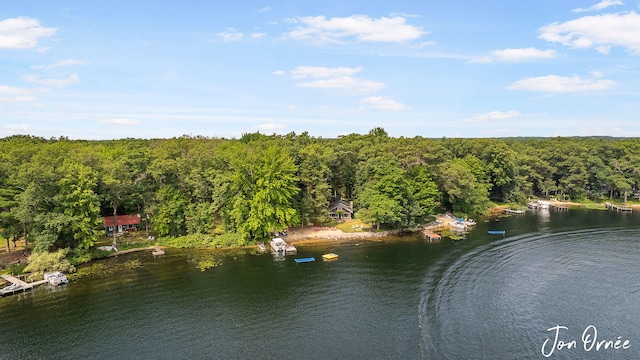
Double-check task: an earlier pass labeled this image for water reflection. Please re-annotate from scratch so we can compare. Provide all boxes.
[1,210,639,359]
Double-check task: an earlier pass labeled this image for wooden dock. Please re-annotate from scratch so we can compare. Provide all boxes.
[424,232,442,242]
[151,246,165,256]
[550,203,568,210]
[0,274,48,297]
[606,203,632,212]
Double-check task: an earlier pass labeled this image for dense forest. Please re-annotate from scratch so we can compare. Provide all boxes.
[1,128,640,258]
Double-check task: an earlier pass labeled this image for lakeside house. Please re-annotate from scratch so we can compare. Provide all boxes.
[103,214,141,236]
[328,196,353,222]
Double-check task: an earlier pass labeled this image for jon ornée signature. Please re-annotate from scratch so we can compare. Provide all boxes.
[541,325,631,357]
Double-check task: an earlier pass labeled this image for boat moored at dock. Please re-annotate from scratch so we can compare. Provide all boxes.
[270,238,287,253]
[1,273,53,297]
[44,272,69,286]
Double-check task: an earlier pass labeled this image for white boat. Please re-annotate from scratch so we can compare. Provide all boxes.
[538,201,550,209]
[270,238,287,253]
[0,282,25,296]
[503,208,525,214]
[257,242,266,252]
[44,271,69,286]
[528,200,550,209]
[449,221,467,230]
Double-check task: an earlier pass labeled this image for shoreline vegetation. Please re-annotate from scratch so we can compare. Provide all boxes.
[1,199,638,283]
[3,132,640,277]
[88,199,640,256]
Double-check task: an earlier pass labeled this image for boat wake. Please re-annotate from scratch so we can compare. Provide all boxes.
[418,226,640,359]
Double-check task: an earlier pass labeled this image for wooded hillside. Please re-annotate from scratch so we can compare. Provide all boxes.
[1,128,639,253]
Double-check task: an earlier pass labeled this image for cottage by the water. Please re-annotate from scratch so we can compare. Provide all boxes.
[328,196,353,222]
[103,214,141,236]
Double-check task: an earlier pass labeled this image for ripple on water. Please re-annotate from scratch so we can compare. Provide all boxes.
[419,227,640,359]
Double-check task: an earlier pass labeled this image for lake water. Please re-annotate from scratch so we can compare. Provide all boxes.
[1,209,640,359]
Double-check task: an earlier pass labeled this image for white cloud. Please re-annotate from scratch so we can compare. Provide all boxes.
[464,110,524,123]
[98,118,142,126]
[2,124,32,136]
[573,0,623,13]
[284,14,426,44]
[272,70,286,76]
[0,85,37,102]
[250,32,266,39]
[258,7,271,13]
[284,65,385,94]
[290,65,362,78]
[297,76,385,93]
[0,85,30,95]
[509,74,616,92]
[23,73,80,87]
[360,96,410,111]
[31,59,84,70]
[5,124,31,131]
[0,17,56,50]
[252,123,285,132]
[578,126,635,136]
[0,95,37,103]
[539,12,640,55]
[474,48,558,63]
[217,28,244,42]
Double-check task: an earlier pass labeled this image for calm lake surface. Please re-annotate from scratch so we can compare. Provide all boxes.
[2,209,640,359]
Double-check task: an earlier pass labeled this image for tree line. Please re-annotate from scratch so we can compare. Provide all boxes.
[1,128,639,256]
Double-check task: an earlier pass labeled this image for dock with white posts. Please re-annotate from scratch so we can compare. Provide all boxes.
[0,274,48,297]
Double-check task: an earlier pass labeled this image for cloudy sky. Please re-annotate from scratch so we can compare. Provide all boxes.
[2,1,640,139]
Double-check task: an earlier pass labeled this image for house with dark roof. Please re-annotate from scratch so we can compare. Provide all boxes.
[328,196,353,222]
[103,214,141,236]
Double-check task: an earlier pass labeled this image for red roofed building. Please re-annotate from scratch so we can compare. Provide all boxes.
[103,214,141,236]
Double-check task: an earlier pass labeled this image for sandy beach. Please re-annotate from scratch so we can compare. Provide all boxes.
[282,226,401,246]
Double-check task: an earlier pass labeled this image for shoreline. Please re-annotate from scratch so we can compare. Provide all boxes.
[106,200,640,255]
[4,200,639,268]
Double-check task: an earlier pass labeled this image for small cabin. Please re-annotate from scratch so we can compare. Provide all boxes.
[103,214,141,236]
[328,196,353,222]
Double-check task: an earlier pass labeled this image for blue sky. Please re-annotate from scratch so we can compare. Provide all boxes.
[2,0,640,139]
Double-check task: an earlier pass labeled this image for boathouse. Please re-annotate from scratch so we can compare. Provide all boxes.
[328,196,353,222]
[103,214,141,236]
